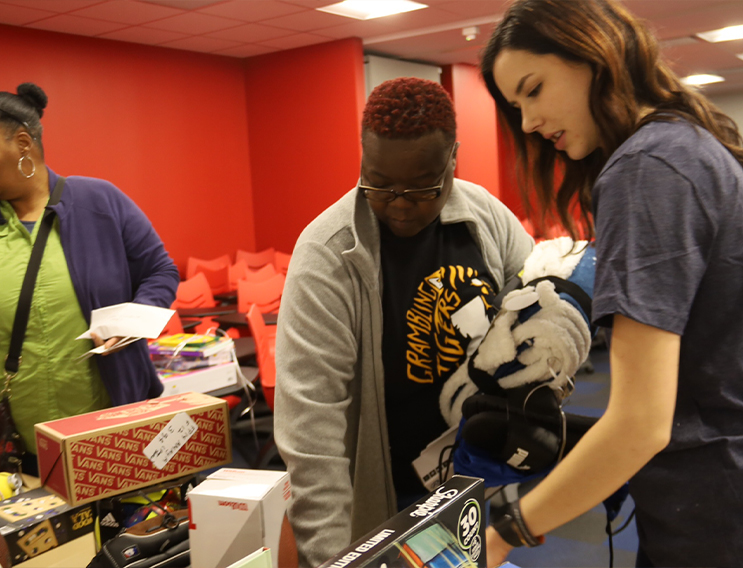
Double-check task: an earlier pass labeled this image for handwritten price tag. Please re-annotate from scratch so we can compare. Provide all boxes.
[143,412,198,470]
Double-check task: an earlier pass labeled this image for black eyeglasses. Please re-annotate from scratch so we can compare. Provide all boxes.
[359,142,459,203]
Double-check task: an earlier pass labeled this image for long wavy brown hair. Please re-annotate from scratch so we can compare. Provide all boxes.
[480,0,743,240]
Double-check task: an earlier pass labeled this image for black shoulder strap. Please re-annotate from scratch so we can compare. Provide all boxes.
[4,176,66,377]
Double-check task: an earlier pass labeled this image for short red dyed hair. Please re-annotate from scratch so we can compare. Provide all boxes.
[362,77,456,144]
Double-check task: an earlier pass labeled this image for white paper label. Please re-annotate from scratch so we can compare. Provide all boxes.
[143,412,198,470]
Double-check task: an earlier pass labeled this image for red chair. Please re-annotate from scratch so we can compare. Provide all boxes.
[173,272,216,309]
[242,263,277,283]
[229,261,249,291]
[236,248,275,270]
[246,303,276,412]
[186,255,232,295]
[171,272,217,334]
[227,261,281,292]
[237,272,285,315]
[273,251,291,275]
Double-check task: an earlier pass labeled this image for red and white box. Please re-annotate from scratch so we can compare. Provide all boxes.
[35,392,232,507]
[188,468,292,568]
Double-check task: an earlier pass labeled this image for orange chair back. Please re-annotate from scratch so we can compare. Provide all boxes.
[172,272,216,309]
[246,304,276,411]
[273,251,291,275]
[236,248,276,270]
[229,261,249,291]
[237,273,285,314]
[242,263,277,283]
[186,255,231,295]
[229,262,276,293]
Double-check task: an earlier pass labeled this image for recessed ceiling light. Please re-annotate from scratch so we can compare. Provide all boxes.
[696,24,743,43]
[681,73,725,86]
[462,26,480,41]
[317,1,428,21]
[737,53,743,62]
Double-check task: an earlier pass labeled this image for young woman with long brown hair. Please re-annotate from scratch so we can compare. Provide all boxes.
[479,1,743,566]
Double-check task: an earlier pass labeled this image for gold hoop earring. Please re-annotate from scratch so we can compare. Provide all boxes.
[18,155,35,179]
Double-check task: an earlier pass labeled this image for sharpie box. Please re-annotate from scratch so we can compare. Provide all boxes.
[35,392,232,507]
[318,475,485,568]
[0,486,95,565]
[188,468,292,568]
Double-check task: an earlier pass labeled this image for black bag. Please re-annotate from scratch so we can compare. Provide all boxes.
[0,396,24,473]
[87,509,190,568]
[2,176,65,473]
[461,383,598,472]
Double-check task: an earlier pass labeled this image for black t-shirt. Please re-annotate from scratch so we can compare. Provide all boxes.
[592,120,743,566]
[380,218,497,504]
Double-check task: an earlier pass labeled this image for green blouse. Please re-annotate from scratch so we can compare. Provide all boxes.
[0,201,111,454]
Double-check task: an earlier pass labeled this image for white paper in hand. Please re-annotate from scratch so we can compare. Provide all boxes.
[76,302,175,341]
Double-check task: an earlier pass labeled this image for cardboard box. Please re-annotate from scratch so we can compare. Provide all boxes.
[158,362,238,395]
[319,475,486,568]
[0,486,95,565]
[226,547,272,568]
[35,392,232,507]
[188,468,292,568]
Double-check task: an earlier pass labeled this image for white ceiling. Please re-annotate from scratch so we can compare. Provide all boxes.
[2,0,743,94]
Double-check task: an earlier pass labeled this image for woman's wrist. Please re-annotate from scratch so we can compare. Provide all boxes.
[489,499,545,548]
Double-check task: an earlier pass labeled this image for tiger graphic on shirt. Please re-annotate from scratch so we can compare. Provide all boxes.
[406,265,496,384]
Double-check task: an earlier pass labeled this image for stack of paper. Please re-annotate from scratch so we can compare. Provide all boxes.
[150,334,234,371]
[76,302,175,359]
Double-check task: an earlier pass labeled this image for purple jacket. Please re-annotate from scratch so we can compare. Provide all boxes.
[1,168,180,405]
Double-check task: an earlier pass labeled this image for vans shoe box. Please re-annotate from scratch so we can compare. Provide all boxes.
[35,392,232,506]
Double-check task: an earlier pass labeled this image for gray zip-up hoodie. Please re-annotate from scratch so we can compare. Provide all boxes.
[274,179,533,567]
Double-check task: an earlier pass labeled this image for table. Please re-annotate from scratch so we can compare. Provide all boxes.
[176,305,238,318]
[213,312,278,328]
[213,292,238,304]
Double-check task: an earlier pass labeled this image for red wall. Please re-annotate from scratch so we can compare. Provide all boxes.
[0,24,255,273]
[496,117,527,220]
[2,25,512,265]
[243,38,366,255]
[441,64,499,197]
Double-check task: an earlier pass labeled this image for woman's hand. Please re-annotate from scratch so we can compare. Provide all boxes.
[91,333,127,355]
[486,525,513,567]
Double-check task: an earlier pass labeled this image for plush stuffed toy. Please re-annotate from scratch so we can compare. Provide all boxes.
[439,237,598,484]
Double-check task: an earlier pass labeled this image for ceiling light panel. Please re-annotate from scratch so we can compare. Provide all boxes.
[696,24,743,43]
[681,73,725,86]
[317,1,428,21]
